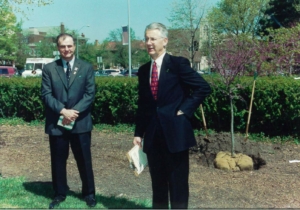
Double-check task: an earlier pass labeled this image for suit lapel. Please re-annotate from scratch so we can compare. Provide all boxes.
[157,53,171,100]
[144,61,156,100]
[69,59,81,87]
[145,61,151,82]
[55,59,68,89]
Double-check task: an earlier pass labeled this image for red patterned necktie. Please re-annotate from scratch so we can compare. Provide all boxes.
[150,61,158,100]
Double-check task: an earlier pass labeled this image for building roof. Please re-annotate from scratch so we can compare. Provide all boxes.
[23,26,60,36]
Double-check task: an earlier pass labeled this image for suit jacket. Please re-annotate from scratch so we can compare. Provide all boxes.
[41,58,95,135]
[134,53,211,153]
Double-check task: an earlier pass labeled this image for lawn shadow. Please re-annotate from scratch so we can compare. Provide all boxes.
[23,181,54,199]
[23,181,150,209]
[96,194,150,209]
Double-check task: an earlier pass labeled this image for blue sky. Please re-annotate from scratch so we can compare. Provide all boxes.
[15,0,220,43]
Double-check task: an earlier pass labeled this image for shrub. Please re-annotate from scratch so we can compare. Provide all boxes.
[1,76,300,137]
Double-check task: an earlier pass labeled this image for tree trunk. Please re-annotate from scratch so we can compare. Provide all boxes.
[230,97,235,156]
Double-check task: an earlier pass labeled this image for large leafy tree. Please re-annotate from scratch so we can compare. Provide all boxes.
[0,6,19,63]
[78,43,99,67]
[103,28,148,69]
[258,0,300,35]
[35,37,56,58]
[15,21,31,69]
[167,0,206,68]
[0,0,53,67]
[104,28,134,68]
[0,0,53,17]
[207,0,269,38]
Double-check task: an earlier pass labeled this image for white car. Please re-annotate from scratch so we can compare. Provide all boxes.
[22,69,43,78]
[103,69,124,77]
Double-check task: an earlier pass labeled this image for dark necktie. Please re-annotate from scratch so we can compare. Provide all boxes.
[66,62,71,80]
[150,61,158,100]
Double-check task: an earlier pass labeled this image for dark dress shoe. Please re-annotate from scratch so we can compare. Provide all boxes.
[84,195,97,207]
[49,195,66,209]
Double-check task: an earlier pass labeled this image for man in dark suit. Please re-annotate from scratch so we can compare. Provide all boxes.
[133,23,211,209]
[41,33,96,209]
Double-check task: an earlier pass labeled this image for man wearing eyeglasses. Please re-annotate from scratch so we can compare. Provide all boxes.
[41,33,96,209]
[133,22,211,209]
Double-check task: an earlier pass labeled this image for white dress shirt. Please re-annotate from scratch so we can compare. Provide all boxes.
[150,52,166,84]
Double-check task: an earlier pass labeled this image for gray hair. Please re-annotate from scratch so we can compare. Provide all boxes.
[144,22,168,38]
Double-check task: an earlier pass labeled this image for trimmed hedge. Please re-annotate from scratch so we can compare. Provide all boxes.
[92,77,138,124]
[0,76,299,137]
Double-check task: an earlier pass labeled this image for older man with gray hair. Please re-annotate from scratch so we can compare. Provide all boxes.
[133,22,211,209]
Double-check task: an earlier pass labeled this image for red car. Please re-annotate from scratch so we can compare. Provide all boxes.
[0,66,17,77]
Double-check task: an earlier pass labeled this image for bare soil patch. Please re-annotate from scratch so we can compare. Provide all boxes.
[1,125,300,208]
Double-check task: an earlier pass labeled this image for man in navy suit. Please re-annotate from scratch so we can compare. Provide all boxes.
[133,23,211,209]
[41,33,96,209]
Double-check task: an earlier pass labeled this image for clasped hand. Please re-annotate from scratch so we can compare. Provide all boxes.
[60,108,79,125]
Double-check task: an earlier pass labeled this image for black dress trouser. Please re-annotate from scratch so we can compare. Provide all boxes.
[146,120,189,209]
[49,132,95,197]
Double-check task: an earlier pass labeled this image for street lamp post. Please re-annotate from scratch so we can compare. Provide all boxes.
[76,25,89,58]
[127,0,132,77]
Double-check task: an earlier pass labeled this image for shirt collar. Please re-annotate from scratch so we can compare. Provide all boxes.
[62,57,75,68]
[151,52,166,69]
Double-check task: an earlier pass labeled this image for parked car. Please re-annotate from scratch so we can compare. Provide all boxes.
[123,69,139,77]
[0,66,17,78]
[108,74,124,77]
[16,69,25,76]
[95,70,109,77]
[103,69,124,77]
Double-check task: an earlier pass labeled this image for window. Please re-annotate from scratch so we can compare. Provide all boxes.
[0,69,8,74]
[35,63,43,70]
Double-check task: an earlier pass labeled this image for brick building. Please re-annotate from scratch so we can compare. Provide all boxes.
[22,23,88,57]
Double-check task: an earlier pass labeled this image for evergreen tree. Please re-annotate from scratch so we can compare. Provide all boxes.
[258,0,300,35]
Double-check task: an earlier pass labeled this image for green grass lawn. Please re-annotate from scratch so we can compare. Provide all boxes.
[0,176,151,209]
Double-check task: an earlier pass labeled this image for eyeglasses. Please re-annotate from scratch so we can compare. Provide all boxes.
[144,37,164,43]
[59,45,74,49]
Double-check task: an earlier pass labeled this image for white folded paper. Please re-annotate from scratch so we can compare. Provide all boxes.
[57,115,75,130]
[126,145,148,176]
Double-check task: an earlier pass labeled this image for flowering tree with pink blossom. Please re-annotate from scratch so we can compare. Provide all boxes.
[211,36,256,156]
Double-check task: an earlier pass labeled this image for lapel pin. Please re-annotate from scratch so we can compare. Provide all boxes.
[166,69,169,72]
